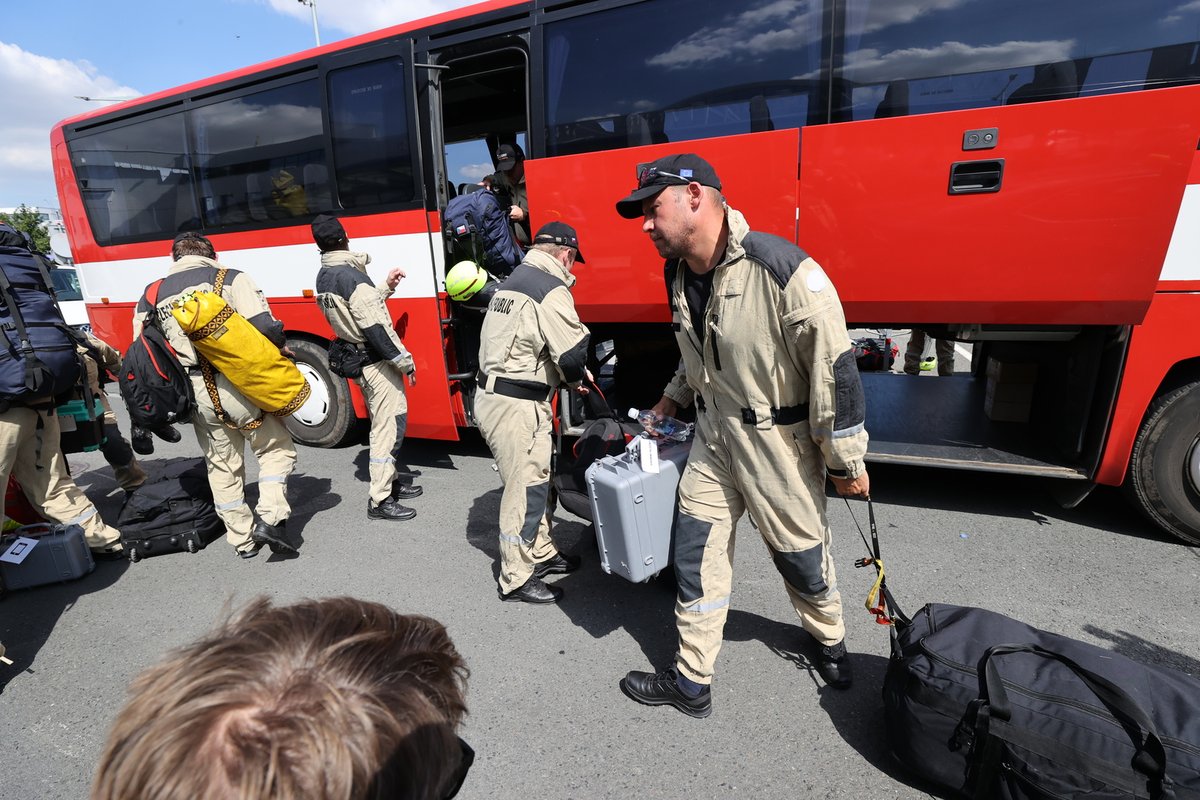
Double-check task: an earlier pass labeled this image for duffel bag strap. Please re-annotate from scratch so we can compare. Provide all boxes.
[978,643,1175,799]
[213,267,227,297]
[198,355,263,432]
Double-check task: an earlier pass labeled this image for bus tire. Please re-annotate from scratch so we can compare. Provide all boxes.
[282,338,358,448]
[1127,381,1200,545]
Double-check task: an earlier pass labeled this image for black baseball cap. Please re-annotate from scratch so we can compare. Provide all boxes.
[495,143,525,172]
[311,213,348,251]
[533,220,585,263]
[615,153,722,219]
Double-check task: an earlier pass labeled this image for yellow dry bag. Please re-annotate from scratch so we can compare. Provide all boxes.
[172,269,309,428]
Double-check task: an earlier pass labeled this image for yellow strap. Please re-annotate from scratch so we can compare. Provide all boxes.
[213,266,227,296]
[865,558,886,612]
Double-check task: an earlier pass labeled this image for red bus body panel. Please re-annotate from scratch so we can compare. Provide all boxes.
[798,87,1198,326]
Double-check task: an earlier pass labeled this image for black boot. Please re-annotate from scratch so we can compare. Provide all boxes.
[534,552,581,578]
[815,640,853,690]
[499,575,562,604]
[250,519,298,554]
[131,426,155,456]
[368,497,416,521]
[389,480,423,501]
[149,424,181,443]
[620,666,712,718]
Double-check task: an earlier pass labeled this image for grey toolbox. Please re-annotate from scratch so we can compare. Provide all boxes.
[586,438,691,582]
[0,523,94,590]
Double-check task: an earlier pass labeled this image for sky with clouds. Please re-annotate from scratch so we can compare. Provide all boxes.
[0,0,480,210]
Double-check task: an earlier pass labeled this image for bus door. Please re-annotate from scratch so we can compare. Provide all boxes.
[416,26,531,420]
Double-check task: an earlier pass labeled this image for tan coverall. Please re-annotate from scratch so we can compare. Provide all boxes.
[490,170,531,246]
[79,333,146,491]
[473,249,589,593]
[0,405,122,552]
[132,255,296,554]
[662,208,869,685]
[314,250,415,504]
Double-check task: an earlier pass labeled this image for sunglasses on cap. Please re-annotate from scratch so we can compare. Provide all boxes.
[636,164,693,189]
[441,737,475,799]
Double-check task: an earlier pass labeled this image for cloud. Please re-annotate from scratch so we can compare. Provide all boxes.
[457,162,492,182]
[842,39,1075,84]
[261,0,481,37]
[0,42,140,207]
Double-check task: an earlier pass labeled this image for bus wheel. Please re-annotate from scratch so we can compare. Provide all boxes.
[283,339,357,448]
[1128,381,1200,545]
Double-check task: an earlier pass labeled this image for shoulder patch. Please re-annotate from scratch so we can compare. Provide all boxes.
[502,264,564,303]
[806,267,828,293]
[741,231,809,290]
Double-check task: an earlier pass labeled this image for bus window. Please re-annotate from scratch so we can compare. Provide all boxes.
[328,59,418,209]
[544,0,824,157]
[190,78,327,228]
[69,112,195,245]
[836,0,1200,121]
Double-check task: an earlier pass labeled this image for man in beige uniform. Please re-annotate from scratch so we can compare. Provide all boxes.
[475,221,590,604]
[615,155,870,718]
[132,233,297,559]
[488,143,531,247]
[0,224,122,556]
[311,214,420,521]
[78,333,146,491]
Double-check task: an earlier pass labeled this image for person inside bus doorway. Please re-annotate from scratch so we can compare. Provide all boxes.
[614,154,870,718]
[133,232,298,559]
[475,221,590,604]
[311,214,422,522]
[487,143,531,248]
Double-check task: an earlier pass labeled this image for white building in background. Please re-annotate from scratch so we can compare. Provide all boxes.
[0,206,73,264]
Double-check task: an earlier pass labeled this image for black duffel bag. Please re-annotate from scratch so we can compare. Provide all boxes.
[884,603,1200,799]
[118,459,223,561]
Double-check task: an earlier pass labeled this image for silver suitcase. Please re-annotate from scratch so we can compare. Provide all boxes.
[586,439,691,583]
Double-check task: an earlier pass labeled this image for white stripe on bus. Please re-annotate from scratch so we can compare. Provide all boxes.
[75,232,440,304]
[1161,184,1200,282]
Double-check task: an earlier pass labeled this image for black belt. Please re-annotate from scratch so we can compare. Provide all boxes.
[478,371,554,402]
[741,404,808,425]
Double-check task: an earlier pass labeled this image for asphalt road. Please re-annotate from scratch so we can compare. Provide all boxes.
[2,392,1198,799]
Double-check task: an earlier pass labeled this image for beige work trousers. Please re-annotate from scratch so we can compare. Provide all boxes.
[358,361,408,504]
[82,356,146,491]
[903,330,955,376]
[673,413,844,685]
[189,373,296,552]
[0,406,121,552]
[473,390,559,593]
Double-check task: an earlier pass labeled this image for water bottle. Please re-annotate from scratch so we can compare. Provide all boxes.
[628,408,693,442]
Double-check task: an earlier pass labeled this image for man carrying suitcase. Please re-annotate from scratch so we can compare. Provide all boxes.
[132,233,297,559]
[614,155,870,717]
[474,221,590,604]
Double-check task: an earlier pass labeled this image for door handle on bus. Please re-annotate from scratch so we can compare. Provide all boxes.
[948,159,1004,195]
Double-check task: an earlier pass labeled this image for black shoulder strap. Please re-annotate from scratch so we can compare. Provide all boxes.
[142,279,165,332]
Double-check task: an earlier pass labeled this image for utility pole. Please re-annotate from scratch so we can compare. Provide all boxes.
[297,0,320,47]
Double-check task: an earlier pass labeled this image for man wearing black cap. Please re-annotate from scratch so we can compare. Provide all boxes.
[474,220,590,603]
[488,143,531,247]
[311,214,421,522]
[614,154,870,717]
[131,232,298,559]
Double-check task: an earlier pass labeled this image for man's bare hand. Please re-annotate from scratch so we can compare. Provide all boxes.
[509,206,526,222]
[651,396,678,419]
[280,346,296,359]
[830,471,870,498]
[386,268,406,290]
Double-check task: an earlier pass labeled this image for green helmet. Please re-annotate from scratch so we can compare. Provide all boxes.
[445,260,488,301]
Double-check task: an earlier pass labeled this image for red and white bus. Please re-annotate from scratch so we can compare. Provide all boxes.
[52,0,1200,544]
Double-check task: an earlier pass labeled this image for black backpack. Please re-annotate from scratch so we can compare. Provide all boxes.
[551,383,641,522]
[0,235,80,405]
[852,336,897,371]
[118,280,194,429]
[444,189,523,277]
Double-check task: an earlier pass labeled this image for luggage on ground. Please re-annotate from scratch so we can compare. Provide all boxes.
[171,268,309,424]
[586,438,691,582]
[117,459,223,561]
[884,602,1200,799]
[0,238,79,405]
[119,280,195,430]
[443,189,523,277]
[4,476,43,527]
[851,335,897,371]
[0,523,94,589]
